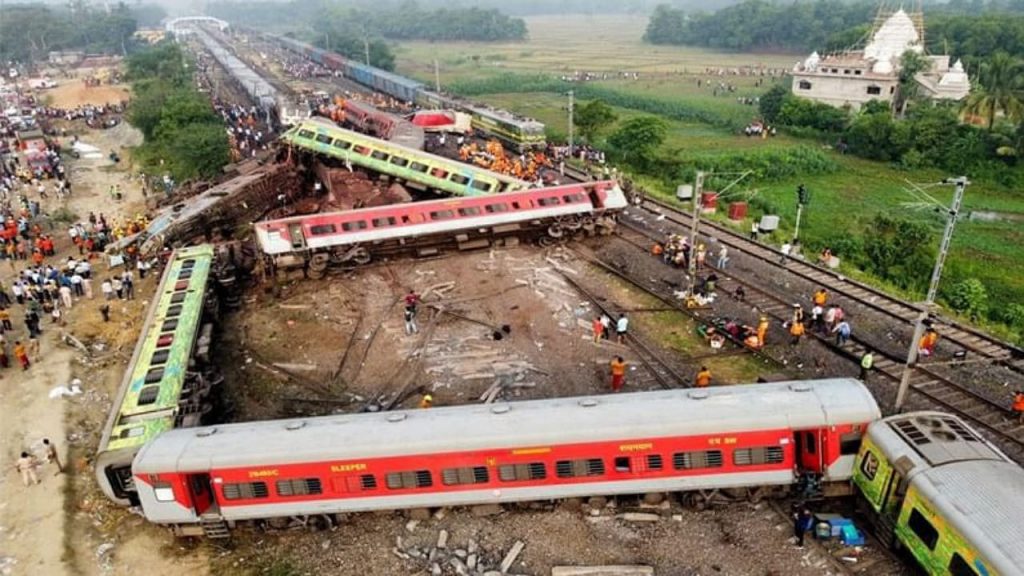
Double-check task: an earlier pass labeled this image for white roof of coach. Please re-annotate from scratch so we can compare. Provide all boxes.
[134,379,879,473]
[866,412,1024,573]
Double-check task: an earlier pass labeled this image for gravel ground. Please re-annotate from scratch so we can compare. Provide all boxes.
[209,499,903,576]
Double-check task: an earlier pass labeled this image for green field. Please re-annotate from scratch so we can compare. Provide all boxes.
[394,15,1024,341]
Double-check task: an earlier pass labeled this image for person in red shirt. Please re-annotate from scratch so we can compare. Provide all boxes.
[404,289,420,313]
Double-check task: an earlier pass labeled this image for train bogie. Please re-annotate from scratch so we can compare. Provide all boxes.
[853,412,1024,575]
[96,246,218,506]
[282,119,526,198]
[133,380,880,536]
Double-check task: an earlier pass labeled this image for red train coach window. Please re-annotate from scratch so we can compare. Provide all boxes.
[733,446,785,466]
[429,210,455,221]
[563,193,586,204]
[360,474,377,490]
[537,197,561,207]
[372,217,397,228]
[840,432,863,455]
[498,462,546,482]
[441,467,489,486]
[484,203,509,214]
[673,450,724,470]
[647,454,664,470]
[222,481,269,500]
[385,470,433,490]
[276,478,323,497]
[458,207,481,217]
[341,221,368,231]
[310,224,337,235]
[556,458,605,478]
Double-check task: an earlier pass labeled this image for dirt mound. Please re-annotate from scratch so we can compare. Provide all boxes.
[47,80,130,109]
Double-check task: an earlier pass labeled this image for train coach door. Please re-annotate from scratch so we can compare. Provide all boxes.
[795,430,823,473]
[288,224,306,250]
[188,474,214,516]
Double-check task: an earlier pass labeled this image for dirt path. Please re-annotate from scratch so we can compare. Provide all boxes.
[0,89,208,575]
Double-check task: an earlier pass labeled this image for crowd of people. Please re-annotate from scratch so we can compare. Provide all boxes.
[212,100,269,162]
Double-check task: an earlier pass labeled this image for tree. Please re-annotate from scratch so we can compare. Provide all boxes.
[895,50,932,117]
[607,116,667,170]
[759,84,789,123]
[945,278,989,320]
[574,100,618,142]
[861,214,934,291]
[962,51,1024,129]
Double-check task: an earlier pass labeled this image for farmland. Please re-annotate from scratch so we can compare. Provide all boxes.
[394,14,1024,341]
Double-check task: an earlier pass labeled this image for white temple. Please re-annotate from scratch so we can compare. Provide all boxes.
[791,9,970,110]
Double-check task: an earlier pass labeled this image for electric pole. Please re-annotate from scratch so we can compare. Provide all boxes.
[685,170,750,296]
[364,37,370,66]
[686,170,706,295]
[567,90,575,157]
[894,176,968,411]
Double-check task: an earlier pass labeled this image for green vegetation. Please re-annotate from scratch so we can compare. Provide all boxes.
[398,14,1024,341]
[608,117,668,171]
[574,100,618,143]
[645,1,1024,61]
[208,1,526,42]
[126,43,230,182]
[0,2,164,63]
[1,2,165,62]
[644,1,875,52]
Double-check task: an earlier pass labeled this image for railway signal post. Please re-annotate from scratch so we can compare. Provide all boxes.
[894,176,968,412]
[795,184,809,241]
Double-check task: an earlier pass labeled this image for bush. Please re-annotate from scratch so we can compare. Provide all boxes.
[1002,303,1024,329]
[945,278,989,320]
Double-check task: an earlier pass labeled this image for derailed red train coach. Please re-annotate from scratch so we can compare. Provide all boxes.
[131,379,880,537]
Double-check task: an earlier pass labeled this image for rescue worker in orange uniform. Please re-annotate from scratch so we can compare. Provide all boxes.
[789,320,805,346]
[695,366,712,387]
[812,288,828,307]
[1012,391,1024,424]
[418,394,433,409]
[756,316,769,346]
[918,328,939,357]
[610,356,626,392]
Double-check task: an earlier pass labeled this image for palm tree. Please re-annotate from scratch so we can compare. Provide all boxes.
[962,52,1024,130]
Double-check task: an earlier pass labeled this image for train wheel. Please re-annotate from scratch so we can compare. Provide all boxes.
[547,223,564,238]
[349,247,371,266]
[580,217,597,236]
[538,236,558,248]
[682,492,706,511]
[308,514,333,532]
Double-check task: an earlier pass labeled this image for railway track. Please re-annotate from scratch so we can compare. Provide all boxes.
[633,194,1024,372]
[613,220,1024,461]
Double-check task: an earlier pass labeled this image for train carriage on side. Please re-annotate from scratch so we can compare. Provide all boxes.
[253,180,627,275]
[282,118,528,198]
[96,246,221,505]
[131,379,880,538]
[853,412,1024,576]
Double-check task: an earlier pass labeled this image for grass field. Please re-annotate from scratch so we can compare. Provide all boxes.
[393,15,1024,340]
